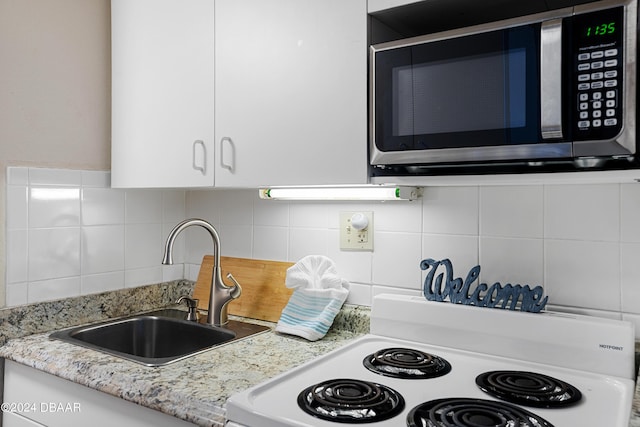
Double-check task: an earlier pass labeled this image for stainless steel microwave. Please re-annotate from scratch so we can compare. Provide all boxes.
[370,0,638,176]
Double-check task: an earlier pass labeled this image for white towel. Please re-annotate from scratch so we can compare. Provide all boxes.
[275,255,349,341]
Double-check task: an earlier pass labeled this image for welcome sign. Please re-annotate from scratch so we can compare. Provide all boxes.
[420,258,548,313]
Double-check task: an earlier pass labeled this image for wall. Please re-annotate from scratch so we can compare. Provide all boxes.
[5,167,186,305]
[9,170,640,336]
[0,0,111,305]
[185,185,640,337]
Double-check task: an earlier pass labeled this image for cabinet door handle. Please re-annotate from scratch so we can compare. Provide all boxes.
[192,140,207,175]
[220,136,235,172]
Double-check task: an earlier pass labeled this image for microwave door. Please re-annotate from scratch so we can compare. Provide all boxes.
[370,19,573,167]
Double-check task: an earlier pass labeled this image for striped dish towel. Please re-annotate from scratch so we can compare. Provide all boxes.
[275,256,349,341]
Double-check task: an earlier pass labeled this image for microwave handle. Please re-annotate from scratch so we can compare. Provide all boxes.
[540,18,564,140]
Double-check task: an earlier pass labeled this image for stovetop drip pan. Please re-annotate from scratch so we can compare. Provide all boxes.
[363,347,452,379]
[475,370,582,408]
[406,397,554,427]
[297,378,405,423]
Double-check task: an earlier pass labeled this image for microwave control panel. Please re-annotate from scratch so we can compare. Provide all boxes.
[570,6,624,141]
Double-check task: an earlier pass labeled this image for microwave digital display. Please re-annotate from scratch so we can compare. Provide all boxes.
[578,6,621,40]
[585,21,616,37]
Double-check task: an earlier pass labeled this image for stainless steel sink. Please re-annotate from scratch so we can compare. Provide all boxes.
[50,309,270,366]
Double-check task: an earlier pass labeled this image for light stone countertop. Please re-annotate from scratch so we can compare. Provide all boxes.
[0,316,364,426]
[0,281,369,426]
[0,282,638,426]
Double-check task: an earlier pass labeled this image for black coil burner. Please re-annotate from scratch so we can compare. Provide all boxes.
[406,398,554,427]
[297,378,405,423]
[363,347,452,379]
[475,371,582,408]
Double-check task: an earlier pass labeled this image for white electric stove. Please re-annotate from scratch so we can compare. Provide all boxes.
[226,294,636,427]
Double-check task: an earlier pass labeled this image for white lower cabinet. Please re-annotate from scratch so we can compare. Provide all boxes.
[3,361,193,427]
[3,411,45,427]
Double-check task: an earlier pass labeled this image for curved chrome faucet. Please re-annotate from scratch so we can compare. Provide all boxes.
[162,219,241,326]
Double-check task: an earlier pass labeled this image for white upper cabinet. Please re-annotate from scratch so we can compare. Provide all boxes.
[214,0,368,187]
[111,0,215,188]
[111,0,367,188]
[368,0,422,13]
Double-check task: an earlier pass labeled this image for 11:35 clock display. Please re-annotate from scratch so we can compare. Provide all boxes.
[585,21,616,37]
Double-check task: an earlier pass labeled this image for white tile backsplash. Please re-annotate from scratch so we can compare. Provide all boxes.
[421,233,479,275]
[620,242,640,314]
[5,167,187,305]
[219,190,254,226]
[545,239,621,311]
[162,190,187,223]
[343,282,372,306]
[480,185,543,238]
[29,187,81,228]
[373,200,422,233]
[124,223,162,270]
[124,266,163,288]
[219,224,253,259]
[81,187,125,226]
[81,225,125,275]
[289,227,329,261]
[254,199,290,227]
[7,167,29,186]
[81,170,112,188]
[6,166,640,339]
[6,185,28,229]
[423,186,479,235]
[544,184,620,241]
[479,236,544,288]
[253,225,289,261]
[28,168,81,186]
[186,190,222,225]
[82,271,125,295]
[372,231,422,289]
[620,183,640,242]
[28,227,81,281]
[29,276,82,303]
[7,229,28,285]
[290,202,330,229]
[125,189,163,224]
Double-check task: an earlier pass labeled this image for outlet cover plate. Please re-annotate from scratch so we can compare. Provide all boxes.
[340,211,373,251]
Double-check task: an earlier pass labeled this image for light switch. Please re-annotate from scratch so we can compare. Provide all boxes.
[340,211,373,251]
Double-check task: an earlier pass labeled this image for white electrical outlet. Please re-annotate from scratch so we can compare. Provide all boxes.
[340,211,373,251]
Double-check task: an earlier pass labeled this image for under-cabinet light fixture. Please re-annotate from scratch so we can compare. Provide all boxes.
[258,186,422,201]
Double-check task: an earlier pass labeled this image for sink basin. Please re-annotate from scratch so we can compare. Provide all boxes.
[50,309,269,366]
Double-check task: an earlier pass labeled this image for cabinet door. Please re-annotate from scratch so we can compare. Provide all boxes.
[3,411,46,427]
[4,361,192,427]
[214,0,368,187]
[111,0,215,188]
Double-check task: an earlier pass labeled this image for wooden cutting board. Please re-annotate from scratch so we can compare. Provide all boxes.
[192,256,294,322]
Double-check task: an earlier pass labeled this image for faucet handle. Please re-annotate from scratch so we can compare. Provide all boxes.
[176,296,200,321]
[226,273,242,299]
